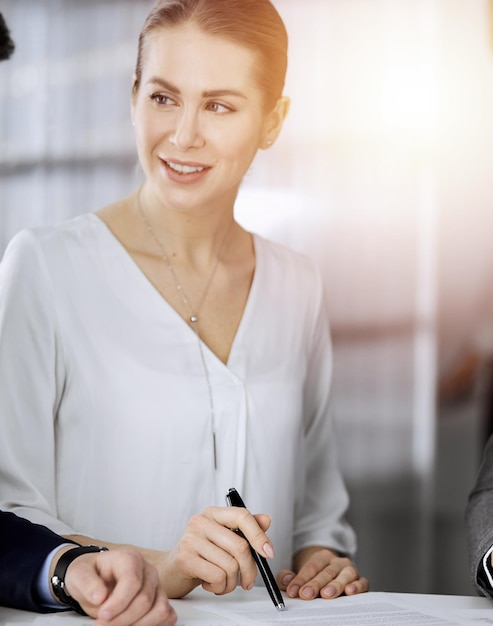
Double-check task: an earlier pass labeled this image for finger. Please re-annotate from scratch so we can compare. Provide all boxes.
[276,569,296,591]
[96,561,172,625]
[183,514,258,592]
[126,597,177,626]
[286,550,361,600]
[344,576,370,596]
[125,596,177,626]
[317,565,363,600]
[166,517,249,596]
[286,550,339,598]
[94,551,149,619]
[95,587,177,626]
[253,513,271,532]
[197,539,242,595]
[64,556,110,616]
[204,506,274,559]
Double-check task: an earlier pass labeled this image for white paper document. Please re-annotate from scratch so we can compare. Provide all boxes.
[190,591,492,625]
[453,610,493,624]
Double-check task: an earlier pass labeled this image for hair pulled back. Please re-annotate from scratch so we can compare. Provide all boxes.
[133,0,288,111]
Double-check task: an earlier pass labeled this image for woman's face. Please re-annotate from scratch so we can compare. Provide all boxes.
[132,22,284,215]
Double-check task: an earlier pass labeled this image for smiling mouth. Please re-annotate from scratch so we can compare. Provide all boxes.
[164,160,207,175]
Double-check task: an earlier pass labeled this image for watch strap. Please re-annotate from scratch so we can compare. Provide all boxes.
[51,545,108,615]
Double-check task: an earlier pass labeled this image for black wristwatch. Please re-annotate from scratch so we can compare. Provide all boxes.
[51,545,108,615]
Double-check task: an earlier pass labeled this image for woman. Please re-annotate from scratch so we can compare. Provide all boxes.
[0,0,368,601]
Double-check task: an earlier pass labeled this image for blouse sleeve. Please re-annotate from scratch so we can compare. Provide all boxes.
[293,266,357,558]
[0,230,76,535]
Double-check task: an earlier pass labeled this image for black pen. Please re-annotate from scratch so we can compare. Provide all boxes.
[226,487,285,611]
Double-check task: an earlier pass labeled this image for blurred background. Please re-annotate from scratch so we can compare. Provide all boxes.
[1,0,493,596]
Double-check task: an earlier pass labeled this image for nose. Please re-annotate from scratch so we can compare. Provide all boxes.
[169,106,204,151]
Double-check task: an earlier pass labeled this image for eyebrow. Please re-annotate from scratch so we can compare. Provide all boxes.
[146,76,248,100]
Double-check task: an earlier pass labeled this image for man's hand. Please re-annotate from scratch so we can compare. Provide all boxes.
[60,547,177,625]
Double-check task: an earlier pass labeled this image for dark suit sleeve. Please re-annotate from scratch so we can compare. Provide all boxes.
[466,434,493,599]
[0,510,75,612]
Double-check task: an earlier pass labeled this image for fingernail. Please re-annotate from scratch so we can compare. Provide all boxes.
[247,582,254,590]
[282,573,294,586]
[263,542,274,558]
[288,584,300,598]
[301,586,315,599]
[323,585,336,598]
[346,584,356,594]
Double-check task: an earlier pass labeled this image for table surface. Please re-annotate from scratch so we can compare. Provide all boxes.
[0,589,491,624]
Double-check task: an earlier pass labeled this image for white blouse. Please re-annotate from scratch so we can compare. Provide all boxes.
[0,214,356,575]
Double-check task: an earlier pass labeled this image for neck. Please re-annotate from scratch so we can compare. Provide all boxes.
[135,185,237,272]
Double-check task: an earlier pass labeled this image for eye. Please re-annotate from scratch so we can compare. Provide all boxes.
[149,93,178,107]
[206,101,234,114]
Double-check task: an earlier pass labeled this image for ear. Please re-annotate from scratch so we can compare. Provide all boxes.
[260,96,290,150]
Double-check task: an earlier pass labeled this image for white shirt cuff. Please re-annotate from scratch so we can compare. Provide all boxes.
[482,545,493,589]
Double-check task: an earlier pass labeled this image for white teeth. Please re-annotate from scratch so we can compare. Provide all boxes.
[166,161,205,174]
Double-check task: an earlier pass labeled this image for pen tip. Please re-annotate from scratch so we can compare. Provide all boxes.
[276,603,286,611]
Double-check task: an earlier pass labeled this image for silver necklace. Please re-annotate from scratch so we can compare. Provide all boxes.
[136,187,233,470]
[137,193,228,326]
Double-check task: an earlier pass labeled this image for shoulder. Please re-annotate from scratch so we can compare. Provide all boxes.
[253,233,324,293]
[2,214,104,270]
[254,232,319,271]
[252,234,328,342]
[0,215,108,307]
[13,213,100,247]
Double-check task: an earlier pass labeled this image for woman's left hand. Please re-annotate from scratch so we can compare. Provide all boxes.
[276,546,369,600]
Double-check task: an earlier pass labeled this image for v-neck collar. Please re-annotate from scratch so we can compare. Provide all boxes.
[87,213,260,371]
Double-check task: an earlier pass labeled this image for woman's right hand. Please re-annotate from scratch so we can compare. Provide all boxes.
[154,506,274,598]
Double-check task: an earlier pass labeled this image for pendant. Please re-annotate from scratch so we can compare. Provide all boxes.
[190,315,198,323]
[213,431,217,470]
